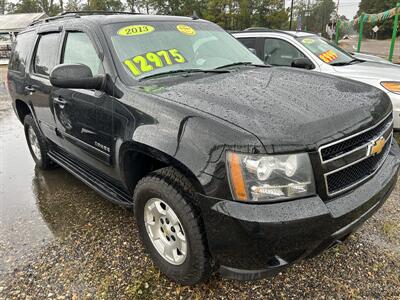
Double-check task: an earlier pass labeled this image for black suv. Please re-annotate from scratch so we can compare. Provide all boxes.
[7,12,400,285]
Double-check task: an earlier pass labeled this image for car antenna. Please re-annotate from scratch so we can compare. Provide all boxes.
[191,11,199,20]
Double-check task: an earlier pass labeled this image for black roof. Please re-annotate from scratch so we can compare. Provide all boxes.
[28,11,201,28]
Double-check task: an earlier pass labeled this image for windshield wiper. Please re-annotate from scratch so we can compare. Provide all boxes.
[139,68,229,81]
[215,62,268,69]
[331,59,362,66]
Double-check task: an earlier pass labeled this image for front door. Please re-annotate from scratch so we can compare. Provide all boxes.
[52,31,114,174]
[261,38,305,66]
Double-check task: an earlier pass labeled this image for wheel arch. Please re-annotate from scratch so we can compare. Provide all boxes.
[118,141,205,196]
[15,99,32,124]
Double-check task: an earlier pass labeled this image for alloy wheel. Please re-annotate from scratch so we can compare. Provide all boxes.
[144,198,187,265]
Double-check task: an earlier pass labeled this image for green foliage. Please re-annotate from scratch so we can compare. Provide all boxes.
[83,0,124,11]
[358,0,398,39]
[308,0,335,34]
[3,0,289,30]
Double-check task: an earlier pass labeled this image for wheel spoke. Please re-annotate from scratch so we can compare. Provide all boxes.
[154,201,166,216]
[172,248,181,262]
[166,207,179,225]
[176,228,186,242]
[163,244,174,260]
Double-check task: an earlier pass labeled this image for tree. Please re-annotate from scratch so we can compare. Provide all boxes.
[36,0,61,15]
[83,0,124,11]
[252,0,288,29]
[13,0,40,13]
[64,0,81,11]
[4,0,290,31]
[308,0,335,35]
[1,0,6,14]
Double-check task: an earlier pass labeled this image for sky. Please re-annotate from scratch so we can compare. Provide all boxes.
[285,0,361,19]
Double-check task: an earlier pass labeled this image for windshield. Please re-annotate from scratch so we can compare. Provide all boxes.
[297,36,354,65]
[103,21,262,82]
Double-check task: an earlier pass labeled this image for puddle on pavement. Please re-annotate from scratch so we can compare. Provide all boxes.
[0,98,128,275]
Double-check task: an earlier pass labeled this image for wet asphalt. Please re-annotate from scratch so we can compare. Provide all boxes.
[0,67,399,299]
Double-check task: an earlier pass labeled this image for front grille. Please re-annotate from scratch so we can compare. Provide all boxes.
[320,114,393,162]
[326,138,391,194]
[319,113,393,197]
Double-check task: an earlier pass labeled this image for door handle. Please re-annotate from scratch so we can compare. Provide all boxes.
[53,97,68,106]
[25,86,35,94]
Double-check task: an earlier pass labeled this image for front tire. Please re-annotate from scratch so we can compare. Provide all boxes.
[24,115,53,170]
[134,167,212,285]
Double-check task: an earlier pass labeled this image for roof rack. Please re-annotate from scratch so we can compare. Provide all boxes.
[241,27,303,37]
[243,27,278,32]
[29,13,80,26]
[29,10,143,26]
[60,11,144,16]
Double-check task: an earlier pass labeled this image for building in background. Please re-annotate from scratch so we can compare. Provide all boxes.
[0,12,47,64]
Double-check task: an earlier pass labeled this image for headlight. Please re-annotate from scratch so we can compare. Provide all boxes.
[226,151,315,202]
[381,81,400,94]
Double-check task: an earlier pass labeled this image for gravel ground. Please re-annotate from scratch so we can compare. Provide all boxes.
[0,66,399,299]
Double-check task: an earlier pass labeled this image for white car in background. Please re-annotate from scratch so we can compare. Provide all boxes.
[233,29,400,129]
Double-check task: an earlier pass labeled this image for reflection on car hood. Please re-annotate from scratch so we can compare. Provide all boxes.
[333,61,400,81]
[351,53,392,64]
[145,67,391,153]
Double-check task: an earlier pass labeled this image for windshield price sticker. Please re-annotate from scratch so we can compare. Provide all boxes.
[319,50,338,63]
[176,24,196,36]
[302,38,315,44]
[118,25,155,36]
[123,48,186,76]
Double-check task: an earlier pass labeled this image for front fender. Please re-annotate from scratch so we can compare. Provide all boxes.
[114,90,263,199]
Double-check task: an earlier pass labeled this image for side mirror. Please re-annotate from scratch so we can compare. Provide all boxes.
[50,64,105,90]
[291,58,314,70]
[248,48,257,55]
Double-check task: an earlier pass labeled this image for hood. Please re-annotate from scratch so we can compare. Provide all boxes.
[333,61,400,82]
[351,53,392,64]
[139,67,391,153]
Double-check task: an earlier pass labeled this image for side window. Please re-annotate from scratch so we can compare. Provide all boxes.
[62,32,103,75]
[238,38,256,50]
[33,33,60,76]
[9,31,36,73]
[264,38,305,67]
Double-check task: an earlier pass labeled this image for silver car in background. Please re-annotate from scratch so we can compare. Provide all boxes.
[233,30,400,129]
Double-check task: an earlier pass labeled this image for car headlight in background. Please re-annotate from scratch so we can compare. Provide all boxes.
[226,152,315,202]
[381,81,400,94]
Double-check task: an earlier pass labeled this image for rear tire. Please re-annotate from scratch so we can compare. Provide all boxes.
[24,115,54,170]
[134,167,212,285]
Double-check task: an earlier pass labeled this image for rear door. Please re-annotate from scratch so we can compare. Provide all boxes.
[28,30,62,144]
[52,30,114,172]
[7,30,36,108]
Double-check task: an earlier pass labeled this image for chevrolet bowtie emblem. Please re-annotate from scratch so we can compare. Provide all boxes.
[370,137,386,156]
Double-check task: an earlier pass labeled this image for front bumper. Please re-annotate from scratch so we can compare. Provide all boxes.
[198,141,400,280]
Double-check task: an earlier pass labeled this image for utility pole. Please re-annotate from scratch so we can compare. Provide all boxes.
[289,0,294,30]
[305,0,310,31]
